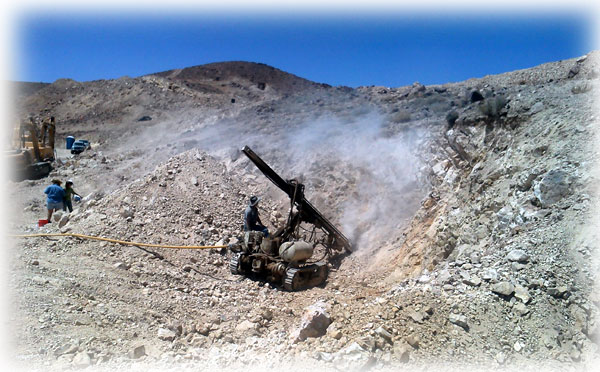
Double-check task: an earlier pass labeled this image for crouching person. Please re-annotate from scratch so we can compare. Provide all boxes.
[243,195,269,237]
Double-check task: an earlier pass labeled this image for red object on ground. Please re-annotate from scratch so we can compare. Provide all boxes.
[38,219,48,227]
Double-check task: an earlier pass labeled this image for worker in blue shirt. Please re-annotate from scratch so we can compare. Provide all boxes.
[244,196,269,237]
[44,179,65,222]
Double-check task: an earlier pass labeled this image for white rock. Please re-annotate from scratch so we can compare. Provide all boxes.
[157,328,176,341]
[289,301,331,343]
[418,274,431,283]
[533,169,570,207]
[432,161,447,177]
[506,249,530,263]
[496,351,506,364]
[235,320,257,332]
[491,281,515,297]
[129,344,146,359]
[444,168,459,184]
[513,302,529,316]
[463,275,481,287]
[514,285,531,303]
[482,268,498,281]
[449,313,469,330]
[514,341,523,352]
[530,101,544,114]
[58,214,70,228]
[72,351,92,368]
[375,326,393,344]
[496,206,514,228]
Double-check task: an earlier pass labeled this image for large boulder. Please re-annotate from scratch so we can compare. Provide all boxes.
[533,169,571,207]
[289,301,331,343]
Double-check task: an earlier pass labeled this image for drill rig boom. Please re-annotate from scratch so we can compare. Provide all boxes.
[241,145,352,253]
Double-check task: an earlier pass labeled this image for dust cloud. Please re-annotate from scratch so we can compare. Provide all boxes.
[278,112,428,254]
[131,107,429,255]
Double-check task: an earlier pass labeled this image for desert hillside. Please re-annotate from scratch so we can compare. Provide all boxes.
[7,53,600,371]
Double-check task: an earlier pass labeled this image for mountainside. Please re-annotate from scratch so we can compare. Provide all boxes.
[154,61,329,95]
[8,54,600,372]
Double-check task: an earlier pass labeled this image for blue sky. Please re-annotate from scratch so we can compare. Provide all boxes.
[14,11,595,87]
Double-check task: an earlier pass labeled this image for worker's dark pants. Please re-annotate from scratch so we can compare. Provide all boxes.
[251,225,269,238]
[63,200,73,213]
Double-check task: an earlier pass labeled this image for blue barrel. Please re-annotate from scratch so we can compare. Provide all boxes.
[66,136,75,149]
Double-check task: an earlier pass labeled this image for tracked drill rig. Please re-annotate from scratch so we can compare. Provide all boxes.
[228,146,353,291]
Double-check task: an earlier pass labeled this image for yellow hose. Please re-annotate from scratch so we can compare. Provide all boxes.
[10,233,227,250]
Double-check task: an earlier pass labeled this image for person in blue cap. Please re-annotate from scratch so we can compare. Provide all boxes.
[244,195,269,237]
[44,179,65,222]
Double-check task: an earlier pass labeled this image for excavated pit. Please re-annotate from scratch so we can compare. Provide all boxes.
[7,52,600,371]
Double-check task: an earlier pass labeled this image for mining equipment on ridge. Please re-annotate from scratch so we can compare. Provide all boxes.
[229,146,353,291]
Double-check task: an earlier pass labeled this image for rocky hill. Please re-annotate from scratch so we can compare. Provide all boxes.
[7,54,600,371]
[154,61,329,95]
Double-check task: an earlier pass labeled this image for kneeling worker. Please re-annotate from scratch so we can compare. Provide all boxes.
[244,195,269,237]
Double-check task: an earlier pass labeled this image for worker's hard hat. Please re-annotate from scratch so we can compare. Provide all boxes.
[249,196,261,206]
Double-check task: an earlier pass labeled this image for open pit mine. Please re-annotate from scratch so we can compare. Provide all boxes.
[7,53,600,371]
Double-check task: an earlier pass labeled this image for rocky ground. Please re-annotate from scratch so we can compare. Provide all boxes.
[5,53,600,371]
